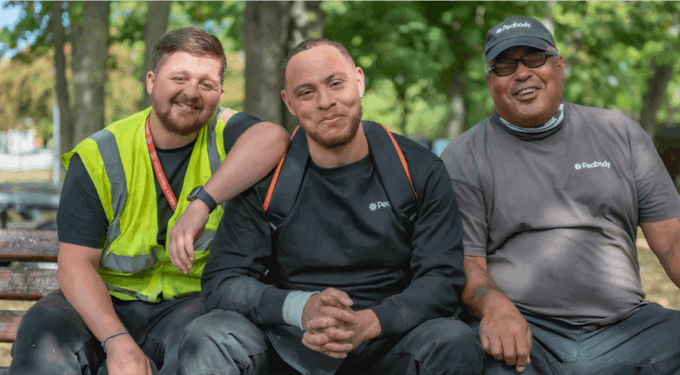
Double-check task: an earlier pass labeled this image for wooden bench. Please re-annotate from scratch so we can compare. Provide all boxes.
[0,230,59,373]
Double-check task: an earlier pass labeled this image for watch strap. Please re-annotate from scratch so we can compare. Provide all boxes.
[189,186,217,213]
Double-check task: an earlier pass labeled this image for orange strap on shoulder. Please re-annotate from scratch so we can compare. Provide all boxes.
[263,126,299,211]
[381,124,417,199]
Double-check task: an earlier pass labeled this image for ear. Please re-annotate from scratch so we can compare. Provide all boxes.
[356,67,365,97]
[281,89,297,117]
[485,72,493,89]
[146,71,156,96]
[556,54,566,81]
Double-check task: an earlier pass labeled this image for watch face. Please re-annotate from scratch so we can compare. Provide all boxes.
[187,186,202,200]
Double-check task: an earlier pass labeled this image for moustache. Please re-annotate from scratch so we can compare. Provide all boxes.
[174,94,202,110]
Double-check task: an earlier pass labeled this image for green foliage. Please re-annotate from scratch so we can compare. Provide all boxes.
[0,1,51,61]
[2,1,680,142]
[323,1,456,135]
[555,1,680,121]
[171,2,244,52]
[0,47,54,133]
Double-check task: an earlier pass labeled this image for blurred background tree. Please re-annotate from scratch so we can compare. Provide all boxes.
[1,1,680,148]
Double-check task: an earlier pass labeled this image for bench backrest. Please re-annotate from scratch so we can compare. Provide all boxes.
[0,230,59,343]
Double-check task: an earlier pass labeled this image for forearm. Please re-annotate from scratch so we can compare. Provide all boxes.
[205,122,288,205]
[58,260,127,342]
[370,271,463,338]
[462,256,518,319]
[640,219,680,290]
[203,273,289,326]
[659,244,680,289]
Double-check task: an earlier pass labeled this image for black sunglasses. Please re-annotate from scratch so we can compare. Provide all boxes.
[487,51,559,77]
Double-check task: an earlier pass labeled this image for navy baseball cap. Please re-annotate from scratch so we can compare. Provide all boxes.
[485,17,556,64]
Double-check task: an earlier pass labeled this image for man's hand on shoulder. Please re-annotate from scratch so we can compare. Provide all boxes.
[105,334,153,374]
[301,288,382,358]
[168,200,209,274]
[479,304,532,373]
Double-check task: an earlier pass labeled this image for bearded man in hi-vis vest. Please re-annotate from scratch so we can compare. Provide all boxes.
[9,27,289,375]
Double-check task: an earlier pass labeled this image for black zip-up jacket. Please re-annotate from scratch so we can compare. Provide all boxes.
[202,130,465,350]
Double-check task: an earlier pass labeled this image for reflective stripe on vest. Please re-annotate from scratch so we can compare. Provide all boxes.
[207,108,236,174]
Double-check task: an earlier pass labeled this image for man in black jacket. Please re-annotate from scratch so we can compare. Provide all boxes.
[179,39,484,375]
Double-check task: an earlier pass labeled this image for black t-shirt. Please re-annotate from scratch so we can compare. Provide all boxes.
[57,112,262,248]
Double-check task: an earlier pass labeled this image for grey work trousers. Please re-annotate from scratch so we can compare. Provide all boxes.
[467,302,680,375]
[180,309,485,375]
[9,290,206,375]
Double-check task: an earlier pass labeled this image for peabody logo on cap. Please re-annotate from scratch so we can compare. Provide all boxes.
[496,21,532,34]
[485,16,556,64]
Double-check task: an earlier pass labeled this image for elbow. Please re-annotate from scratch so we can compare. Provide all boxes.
[57,267,67,290]
[267,123,291,156]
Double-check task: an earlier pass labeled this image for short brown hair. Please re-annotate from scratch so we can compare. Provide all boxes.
[281,38,355,88]
[153,27,227,83]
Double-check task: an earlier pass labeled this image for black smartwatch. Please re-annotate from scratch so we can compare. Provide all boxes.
[187,186,217,213]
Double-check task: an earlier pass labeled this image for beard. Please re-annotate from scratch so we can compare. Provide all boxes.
[152,93,213,137]
[306,105,363,149]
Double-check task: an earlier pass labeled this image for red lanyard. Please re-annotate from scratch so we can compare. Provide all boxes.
[145,116,177,211]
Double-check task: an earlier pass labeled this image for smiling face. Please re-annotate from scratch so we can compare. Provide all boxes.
[147,51,224,137]
[486,46,565,127]
[281,44,365,150]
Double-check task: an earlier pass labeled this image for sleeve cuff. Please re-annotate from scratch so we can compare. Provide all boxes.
[369,299,404,339]
[282,291,318,331]
[257,287,290,325]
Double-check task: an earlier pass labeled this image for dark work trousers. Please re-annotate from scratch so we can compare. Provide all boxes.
[9,290,205,375]
[180,310,485,375]
[467,303,680,375]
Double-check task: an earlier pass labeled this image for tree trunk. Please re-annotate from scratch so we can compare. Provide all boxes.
[51,1,72,157]
[71,1,110,145]
[139,1,172,110]
[640,57,673,140]
[282,2,325,133]
[445,8,478,140]
[446,68,467,140]
[396,85,409,135]
[243,2,291,130]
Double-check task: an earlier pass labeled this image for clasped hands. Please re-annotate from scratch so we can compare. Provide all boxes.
[300,288,381,359]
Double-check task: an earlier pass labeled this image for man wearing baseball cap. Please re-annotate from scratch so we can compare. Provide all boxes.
[441,16,680,374]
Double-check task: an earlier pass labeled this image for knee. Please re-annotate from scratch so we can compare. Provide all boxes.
[11,306,85,372]
[180,310,268,372]
[185,310,250,341]
[16,301,83,346]
[181,310,267,356]
[411,318,485,373]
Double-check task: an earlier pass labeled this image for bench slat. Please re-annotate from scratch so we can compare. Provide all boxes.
[0,268,59,300]
[0,183,61,194]
[0,310,24,343]
[0,231,59,262]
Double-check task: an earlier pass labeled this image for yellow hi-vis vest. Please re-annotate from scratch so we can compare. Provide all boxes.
[61,107,234,302]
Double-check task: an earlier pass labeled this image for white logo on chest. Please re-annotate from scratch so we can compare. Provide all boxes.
[574,160,611,170]
[369,201,390,211]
